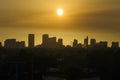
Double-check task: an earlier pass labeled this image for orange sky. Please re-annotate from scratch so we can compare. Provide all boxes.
[0,0,120,46]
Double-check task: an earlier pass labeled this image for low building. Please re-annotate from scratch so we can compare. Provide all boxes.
[111,42,119,48]
[97,41,108,48]
[4,39,17,48]
[16,41,25,48]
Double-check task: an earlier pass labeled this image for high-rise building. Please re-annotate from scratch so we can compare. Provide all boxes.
[73,39,78,48]
[0,42,2,47]
[4,39,17,48]
[111,42,119,48]
[84,36,88,48]
[42,34,49,47]
[58,38,63,48]
[48,37,57,48]
[58,38,63,45]
[42,34,64,48]
[90,39,96,47]
[28,34,34,48]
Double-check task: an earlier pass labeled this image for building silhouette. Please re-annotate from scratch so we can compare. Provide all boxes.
[58,38,64,48]
[77,43,82,48]
[58,39,63,46]
[4,39,17,48]
[111,42,119,48]
[84,36,88,48]
[49,37,57,48]
[16,41,25,48]
[97,41,108,48]
[42,34,49,47]
[41,34,65,48]
[73,39,78,48]
[1,34,120,48]
[28,34,34,48]
[0,42,2,47]
[66,45,72,48]
[90,39,96,48]
[42,34,57,48]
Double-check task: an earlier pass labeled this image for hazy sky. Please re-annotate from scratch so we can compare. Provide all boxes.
[0,0,120,46]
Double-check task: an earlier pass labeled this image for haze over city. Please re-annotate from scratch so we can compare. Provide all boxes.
[1,1,120,80]
[0,0,120,46]
[0,34,119,48]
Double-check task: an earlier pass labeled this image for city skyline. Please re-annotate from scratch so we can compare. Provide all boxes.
[0,0,120,47]
[0,34,119,48]
[0,1,120,79]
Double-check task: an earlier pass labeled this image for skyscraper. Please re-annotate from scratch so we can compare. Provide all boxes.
[84,36,88,48]
[90,39,96,47]
[42,34,49,47]
[58,38,64,48]
[58,38,63,46]
[28,34,34,48]
[0,42,2,47]
[49,37,57,48]
[73,39,78,48]
[42,34,63,48]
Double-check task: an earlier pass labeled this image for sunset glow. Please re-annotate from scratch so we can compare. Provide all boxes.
[0,0,120,46]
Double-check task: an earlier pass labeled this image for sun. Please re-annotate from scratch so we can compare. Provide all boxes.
[57,8,64,16]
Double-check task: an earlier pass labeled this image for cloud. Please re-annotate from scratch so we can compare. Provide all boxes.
[0,8,120,33]
[0,10,55,28]
[67,8,120,33]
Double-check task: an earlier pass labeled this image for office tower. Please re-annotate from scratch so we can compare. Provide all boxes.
[28,34,34,48]
[0,42,2,47]
[84,36,88,48]
[42,34,58,48]
[58,38,63,46]
[111,42,119,48]
[16,41,25,48]
[73,39,78,48]
[90,39,96,47]
[49,37,57,48]
[4,39,17,48]
[58,38,63,48]
[42,34,49,47]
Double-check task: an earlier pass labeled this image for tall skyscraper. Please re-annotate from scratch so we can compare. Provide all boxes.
[42,34,49,47]
[0,42,2,47]
[28,34,34,48]
[73,39,78,47]
[84,36,88,48]
[42,34,63,48]
[58,38,63,46]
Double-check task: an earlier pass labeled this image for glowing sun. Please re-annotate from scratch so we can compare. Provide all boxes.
[57,8,64,16]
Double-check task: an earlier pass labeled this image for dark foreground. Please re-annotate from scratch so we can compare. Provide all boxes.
[0,48,120,80]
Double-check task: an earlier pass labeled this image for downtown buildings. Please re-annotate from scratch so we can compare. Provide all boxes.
[4,39,25,48]
[41,34,64,48]
[0,34,119,48]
